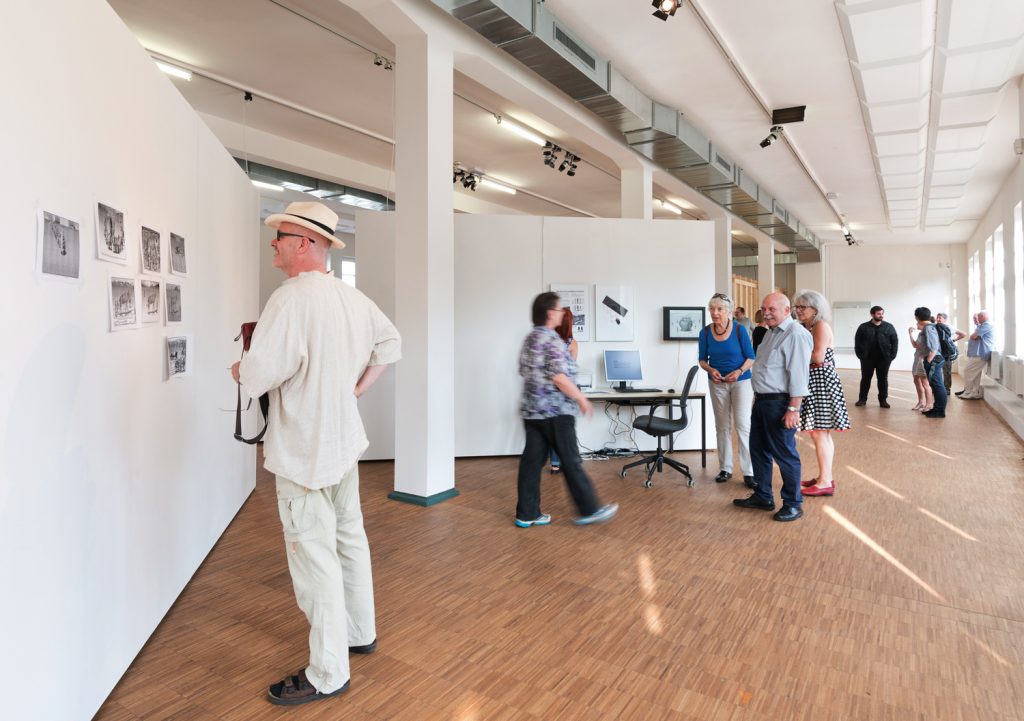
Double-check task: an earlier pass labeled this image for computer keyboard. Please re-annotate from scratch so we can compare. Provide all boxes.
[613,387,662,393]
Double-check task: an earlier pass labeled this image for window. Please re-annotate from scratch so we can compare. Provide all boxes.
[993,225,1004,351]
[340,259,356,287]
[1015,202,1023,355]
[984,235,994,313]
[969,250,980,318]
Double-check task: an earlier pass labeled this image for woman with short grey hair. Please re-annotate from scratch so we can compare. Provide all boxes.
[697,292,756,486]
[792,290,850,496]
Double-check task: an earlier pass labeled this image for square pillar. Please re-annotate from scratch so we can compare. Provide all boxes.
[621,168,653,219]
[756,236,776,302]
[714,214,732,294]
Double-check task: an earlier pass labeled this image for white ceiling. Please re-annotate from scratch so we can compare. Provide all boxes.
[108,0,1024,247]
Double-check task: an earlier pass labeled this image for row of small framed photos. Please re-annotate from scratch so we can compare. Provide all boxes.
[37,204,188,282]
[109,274,183,330]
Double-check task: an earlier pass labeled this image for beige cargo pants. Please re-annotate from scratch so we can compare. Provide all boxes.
[275,463,375,694]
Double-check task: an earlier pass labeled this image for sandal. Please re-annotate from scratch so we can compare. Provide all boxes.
[268,669,349,706]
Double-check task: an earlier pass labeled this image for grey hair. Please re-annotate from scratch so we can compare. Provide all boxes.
[707,293,734,312]
[794,289,831,324]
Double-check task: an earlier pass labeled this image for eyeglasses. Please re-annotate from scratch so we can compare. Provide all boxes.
[794,305,809,310]
[275,230,315,244]
[711,293,732,303]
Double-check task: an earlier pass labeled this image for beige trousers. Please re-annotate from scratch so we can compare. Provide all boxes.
[961,356,988,398]
[709,379,753,476]
[275,464,375,694]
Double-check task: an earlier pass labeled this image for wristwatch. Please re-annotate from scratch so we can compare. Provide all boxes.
[786,405,799,412]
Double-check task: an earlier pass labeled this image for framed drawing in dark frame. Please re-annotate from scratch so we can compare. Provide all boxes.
[663,306,704,341]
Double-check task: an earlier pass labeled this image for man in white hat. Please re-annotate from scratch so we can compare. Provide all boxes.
[230,201,401,706]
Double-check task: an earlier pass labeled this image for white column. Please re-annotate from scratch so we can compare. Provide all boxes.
[713,214,732,294]
[391,33,457,504]
[756,235,776,302]
[620,167,653,219]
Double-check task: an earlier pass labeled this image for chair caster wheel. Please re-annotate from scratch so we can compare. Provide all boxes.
[687,478,695,488]
[644,480,653,488]
[619,469,627,479]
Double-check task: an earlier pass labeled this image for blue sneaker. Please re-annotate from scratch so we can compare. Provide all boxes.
[573,503,619,525]
[514,513,552,528]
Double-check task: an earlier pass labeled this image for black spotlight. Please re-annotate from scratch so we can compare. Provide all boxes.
[543,141,560,168]
[760,125,784,148]
[652,0,680,21]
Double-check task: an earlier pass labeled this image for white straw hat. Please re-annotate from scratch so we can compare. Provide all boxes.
[265,201,346,249]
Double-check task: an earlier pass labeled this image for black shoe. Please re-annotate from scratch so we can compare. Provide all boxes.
[854,400,866,407]
[923,410,945,418]
[733,494,775,511]
[743,475,756,489]
[773,506,803,522]
[350,639,377,654]
[714,470,732,483]
[954,390,965,396]
[879,400,890,408]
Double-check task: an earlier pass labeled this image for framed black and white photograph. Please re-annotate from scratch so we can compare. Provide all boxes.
[550,283,590,342]
[169,232,187,276]
[108,274,138,331]
[663,306,704,341]
[140,279,161,324]
[96,201,128,264]
[166,335,192,379]
[37,210,81,281]
[140,226,162,275]
[165,282,182,324]
[595,285,634,342]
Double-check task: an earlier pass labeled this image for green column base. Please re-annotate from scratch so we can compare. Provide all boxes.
[387,488,460,507]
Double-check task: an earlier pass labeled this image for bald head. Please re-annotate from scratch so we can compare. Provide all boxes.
[976,311,989,323]
[271,220,330,277]
[760,292,791,329]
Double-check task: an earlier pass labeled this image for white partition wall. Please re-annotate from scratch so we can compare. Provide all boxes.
[0,2,260,720]
[357,214,716,458]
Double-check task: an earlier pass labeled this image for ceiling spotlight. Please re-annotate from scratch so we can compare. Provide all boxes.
[844,231,855,245]
[759,125,784,149]
[652,0,681,21]
[542,141,561,168]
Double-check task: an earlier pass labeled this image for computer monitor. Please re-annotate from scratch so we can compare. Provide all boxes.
[604,349,643,391]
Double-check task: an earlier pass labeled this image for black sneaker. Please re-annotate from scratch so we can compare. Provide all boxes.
[714,470,732,483]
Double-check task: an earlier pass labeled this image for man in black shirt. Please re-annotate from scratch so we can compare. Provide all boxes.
[854,305,899,408]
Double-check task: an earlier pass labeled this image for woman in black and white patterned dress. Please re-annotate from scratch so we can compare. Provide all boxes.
[793,290,850,497]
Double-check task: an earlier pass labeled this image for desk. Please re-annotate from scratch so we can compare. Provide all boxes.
[583,390,707,468]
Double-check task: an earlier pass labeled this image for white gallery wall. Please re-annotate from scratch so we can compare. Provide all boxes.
[357,214,716,459]
[0,2,260,720]
[826,243,966,372]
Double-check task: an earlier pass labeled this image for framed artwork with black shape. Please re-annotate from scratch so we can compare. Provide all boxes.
[663,306,704,341]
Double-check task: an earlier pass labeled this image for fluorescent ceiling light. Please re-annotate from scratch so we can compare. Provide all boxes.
[155,61,192,81]
[251,180,282,191]
[657,199,682,215]
[479,178,517,195]
[497,117,546,146]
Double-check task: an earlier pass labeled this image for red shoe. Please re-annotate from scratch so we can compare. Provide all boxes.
[803,484,835,497]
[801,478,817,488]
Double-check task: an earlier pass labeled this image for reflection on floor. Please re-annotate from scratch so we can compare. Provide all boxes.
[96,371,1024,721]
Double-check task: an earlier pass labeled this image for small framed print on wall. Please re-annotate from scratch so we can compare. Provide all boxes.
[663,306,704,341]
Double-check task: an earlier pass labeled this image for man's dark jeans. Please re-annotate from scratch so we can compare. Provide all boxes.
[750,398,802,508]
[858,353,892,403]
[925,358,947,414]
[516,415,600,521]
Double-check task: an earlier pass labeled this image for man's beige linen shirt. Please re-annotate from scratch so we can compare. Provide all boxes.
[239,271,401,489]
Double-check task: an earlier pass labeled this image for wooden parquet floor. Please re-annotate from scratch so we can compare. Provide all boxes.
[95,371,1024,721]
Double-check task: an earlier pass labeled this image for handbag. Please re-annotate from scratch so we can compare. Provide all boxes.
[234,321,270,444]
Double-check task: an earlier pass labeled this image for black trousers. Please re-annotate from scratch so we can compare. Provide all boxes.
[858,355,892,403]
[516,415,600,521]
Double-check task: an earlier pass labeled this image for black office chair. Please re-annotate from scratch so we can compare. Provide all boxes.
[620,365,699,488]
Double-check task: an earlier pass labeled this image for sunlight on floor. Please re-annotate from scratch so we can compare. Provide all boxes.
[637,553,663,636]
[846,465,906,500]
[823,506,946,603]
[865,424,911,444]
[915,444,956,460]
[916,507,978,542]
[967,633,1013,668]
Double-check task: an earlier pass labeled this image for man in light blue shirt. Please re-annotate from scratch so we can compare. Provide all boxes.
[733,293,812,522]
[957,311,995,400]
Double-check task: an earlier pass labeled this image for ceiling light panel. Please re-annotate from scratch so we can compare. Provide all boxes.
[878,153,925,174]
[934,125,988,151]
[930,168,974,185]
[941,44,1022,94]
[873,128,927,155]
[882,171,925,189]
[928,197,960,210]
[946,0,1024,49]
[886,186,923,201]
[866,98,929,133]
[887,198,922,211]
[845,2,931,64]
[931,150,981,171]
[937,89,1005,125]
[929,184,967,198]
[858,58,932,104]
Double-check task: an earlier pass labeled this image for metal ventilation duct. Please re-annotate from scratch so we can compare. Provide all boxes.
[433,0,820,261]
